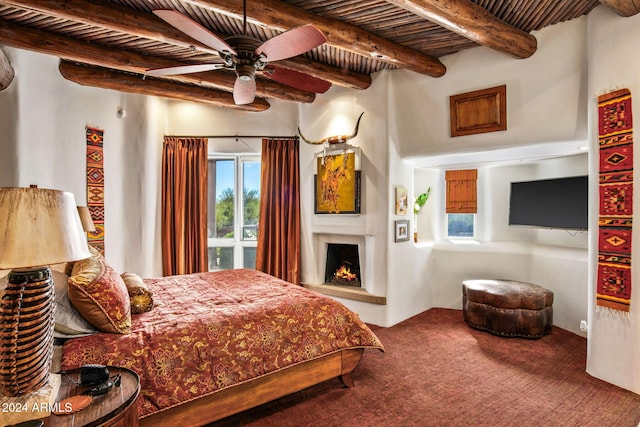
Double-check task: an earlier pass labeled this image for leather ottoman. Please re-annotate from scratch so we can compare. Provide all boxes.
[462,279,553,338]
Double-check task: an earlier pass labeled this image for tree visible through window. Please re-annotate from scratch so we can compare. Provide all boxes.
[208,156,260,270]
[447,213,475,237]
[216,187,235,238]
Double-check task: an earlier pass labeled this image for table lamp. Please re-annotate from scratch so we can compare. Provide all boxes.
[0,187,90,396]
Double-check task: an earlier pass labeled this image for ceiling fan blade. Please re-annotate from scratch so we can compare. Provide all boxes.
[146,64,225,77]
[256,25,326,62]
[264,66,331,94]
[153,9,236,55]
[233,77,256,105]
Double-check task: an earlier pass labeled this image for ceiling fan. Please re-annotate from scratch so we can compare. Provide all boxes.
[147,2,330,105]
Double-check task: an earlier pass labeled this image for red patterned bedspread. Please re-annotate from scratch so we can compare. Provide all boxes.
[61,269,383,419]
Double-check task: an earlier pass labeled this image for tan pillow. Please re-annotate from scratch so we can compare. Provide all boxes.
[52,270,98,338]
[68,246,131,334]
[121,272,154,314]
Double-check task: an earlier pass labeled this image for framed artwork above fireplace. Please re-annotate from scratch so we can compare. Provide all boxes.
[314,148,361,215]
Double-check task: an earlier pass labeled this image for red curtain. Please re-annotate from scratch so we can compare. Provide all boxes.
[256,138,301,284]
[161,137,208,276]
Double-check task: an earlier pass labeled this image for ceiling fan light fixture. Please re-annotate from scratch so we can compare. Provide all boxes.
[150,9,327,106]
[235,63,256,81]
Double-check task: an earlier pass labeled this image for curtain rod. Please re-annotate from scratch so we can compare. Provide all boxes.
[164,135,298,139]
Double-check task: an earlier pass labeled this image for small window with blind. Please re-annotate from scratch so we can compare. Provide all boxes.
[445,169,477,239]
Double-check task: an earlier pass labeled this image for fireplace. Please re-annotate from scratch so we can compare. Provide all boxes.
[324,243,361,287]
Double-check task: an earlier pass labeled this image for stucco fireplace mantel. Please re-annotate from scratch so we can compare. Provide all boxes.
[308,231,385,305]
[303,282,387,305]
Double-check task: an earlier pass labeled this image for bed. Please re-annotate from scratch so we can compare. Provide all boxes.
[58,260,384,426]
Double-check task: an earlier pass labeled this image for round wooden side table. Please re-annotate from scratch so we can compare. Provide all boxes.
[44,366,140,427]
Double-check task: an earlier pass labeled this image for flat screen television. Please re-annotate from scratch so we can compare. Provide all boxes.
[508,175,588,230]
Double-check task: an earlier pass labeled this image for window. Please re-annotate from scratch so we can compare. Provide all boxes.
[445,169,477,238]
[207,156,260,270]
[447,213,476,238]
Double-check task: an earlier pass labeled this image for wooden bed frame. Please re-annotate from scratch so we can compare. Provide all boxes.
[139,348,364,426]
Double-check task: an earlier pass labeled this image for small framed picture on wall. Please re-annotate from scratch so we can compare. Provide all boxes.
[395,186,409,215]
[394,220,410,242]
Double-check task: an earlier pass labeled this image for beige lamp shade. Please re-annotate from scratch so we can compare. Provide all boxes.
[0,187,90,269]
[77,205,97,233]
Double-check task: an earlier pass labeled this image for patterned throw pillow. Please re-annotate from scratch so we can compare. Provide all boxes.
[52,270,99,338]
[68,246,131,334]
[121,272,154,314]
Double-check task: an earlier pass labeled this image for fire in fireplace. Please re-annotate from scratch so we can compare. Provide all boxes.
[325,243,361,287]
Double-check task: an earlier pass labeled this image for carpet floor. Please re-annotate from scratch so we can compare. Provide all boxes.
[210,308,640,427]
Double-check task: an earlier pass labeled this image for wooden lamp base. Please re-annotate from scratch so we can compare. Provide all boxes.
[0,267,56,396]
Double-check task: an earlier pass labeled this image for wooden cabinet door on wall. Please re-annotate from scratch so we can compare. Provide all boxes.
[445,169,477,213]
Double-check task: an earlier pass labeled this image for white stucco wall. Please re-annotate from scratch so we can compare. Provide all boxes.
[0,48,167,277]
[298,72,391,324]
[409,154,589,336]
[586,5,640,394]
[380,14,592,330]
[389,15,589,158]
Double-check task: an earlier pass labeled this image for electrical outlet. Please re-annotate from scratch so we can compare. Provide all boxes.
[579,320,588,331]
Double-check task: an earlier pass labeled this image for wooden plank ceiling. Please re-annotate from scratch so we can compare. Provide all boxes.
[0,0,635,111]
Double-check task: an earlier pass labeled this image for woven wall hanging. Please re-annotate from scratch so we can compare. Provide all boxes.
[86,126,105,254]
[597,88,633,314]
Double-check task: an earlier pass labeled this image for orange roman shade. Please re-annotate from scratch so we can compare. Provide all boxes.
[445,169,477,213]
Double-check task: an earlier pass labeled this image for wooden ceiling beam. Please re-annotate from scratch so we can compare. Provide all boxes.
[5,0,370,90]
[1,0,215,53]
[59,61,269,111]
[383,0,537,59]
[599,0,640,16]
[0,48,14,91]
[185,0,447,77]
[0,18,314,104]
